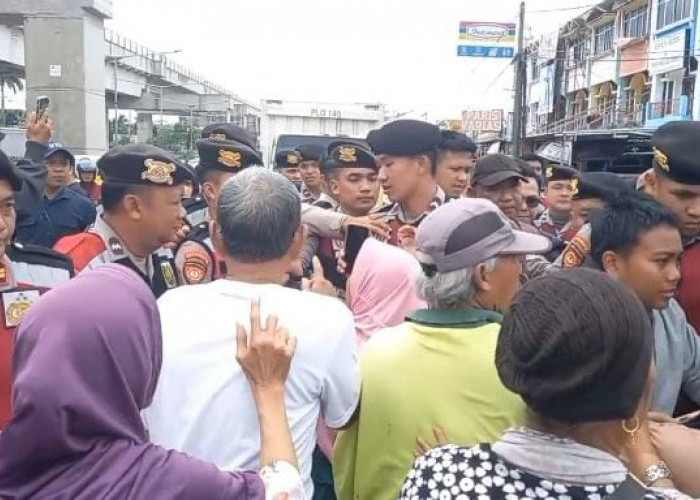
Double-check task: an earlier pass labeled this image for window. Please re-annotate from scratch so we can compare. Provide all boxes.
[657,0,692,30]
[594,22,615,53]
[531,57,540,80]
[623,6,648,38]
[569,37,586,65]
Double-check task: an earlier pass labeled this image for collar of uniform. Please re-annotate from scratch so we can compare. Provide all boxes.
[92,216,154,280]
[407,307,503,328]
[316,192,339,210]
[300,183,319,203]
[396,185,446,224]
[683,235,700,248]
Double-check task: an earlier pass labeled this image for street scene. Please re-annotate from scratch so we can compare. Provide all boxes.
[1,0,700,499]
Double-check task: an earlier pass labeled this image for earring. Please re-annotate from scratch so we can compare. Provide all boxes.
[622,417,640,445]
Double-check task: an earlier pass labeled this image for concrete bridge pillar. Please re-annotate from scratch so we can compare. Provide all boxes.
[137,113,153,144]
[2,1,112,154]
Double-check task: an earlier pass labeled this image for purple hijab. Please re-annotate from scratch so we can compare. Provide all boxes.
[0,264,264,499]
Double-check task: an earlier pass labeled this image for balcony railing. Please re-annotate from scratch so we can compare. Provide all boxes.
[527,95,691,136]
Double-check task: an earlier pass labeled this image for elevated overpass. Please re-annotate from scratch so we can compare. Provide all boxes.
[0,0,259,154]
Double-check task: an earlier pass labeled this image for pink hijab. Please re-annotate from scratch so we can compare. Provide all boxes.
[348,238,426,346]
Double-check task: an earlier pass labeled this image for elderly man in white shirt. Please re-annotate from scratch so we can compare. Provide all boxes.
[144,167,360,497]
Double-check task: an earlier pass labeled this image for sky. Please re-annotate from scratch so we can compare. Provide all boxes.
[103,0,593,121]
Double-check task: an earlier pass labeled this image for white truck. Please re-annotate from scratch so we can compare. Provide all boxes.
[259,100,388,167]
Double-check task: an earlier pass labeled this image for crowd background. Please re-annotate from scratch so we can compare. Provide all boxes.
[0,108,698,499]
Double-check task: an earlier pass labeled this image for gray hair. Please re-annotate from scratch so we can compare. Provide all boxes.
[217,167,301,263]
[416,257,498,310]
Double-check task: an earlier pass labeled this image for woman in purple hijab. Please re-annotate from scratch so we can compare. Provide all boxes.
[0,264,302,499]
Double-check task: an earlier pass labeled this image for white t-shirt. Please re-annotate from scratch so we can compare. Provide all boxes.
[143,279,360,496]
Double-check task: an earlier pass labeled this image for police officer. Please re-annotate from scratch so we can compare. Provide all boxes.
[275,149,303,190]
[368,119,445,246]
[297,144,325,204]
[557,171,633,269]
[175,138,261,285]
[0,150,74,428]
[536,165,578,242]
[54,144,193,297]
[184,122,258,226]
[646,121,700,334]
[312,142,379,291]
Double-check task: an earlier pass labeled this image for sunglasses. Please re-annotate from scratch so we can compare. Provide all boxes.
[525,196,542,209]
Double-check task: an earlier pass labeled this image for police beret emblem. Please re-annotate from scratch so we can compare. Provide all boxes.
[546,167,553,179]
[209,133,227,141]
[287,154,299,165]
[654,148,670,172]
[218,150,242,169]
[142,159,175,185]
[570,177,579,196]
[339,147,357,163]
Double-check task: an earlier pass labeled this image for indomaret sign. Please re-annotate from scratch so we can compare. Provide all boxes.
[462,109,504,133]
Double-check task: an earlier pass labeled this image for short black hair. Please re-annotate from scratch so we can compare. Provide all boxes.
[590,193,680,268]
[101,183,149,213]
[197,167,226,187]
[517,160,542,191]
[520,153,543,166]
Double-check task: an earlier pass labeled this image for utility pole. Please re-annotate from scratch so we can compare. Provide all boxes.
[113,59,119,147]
[512,1,526,157]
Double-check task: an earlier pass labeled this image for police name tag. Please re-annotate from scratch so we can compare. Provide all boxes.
[3,290,40,328]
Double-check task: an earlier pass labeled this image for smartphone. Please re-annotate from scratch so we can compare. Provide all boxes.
[344,224,370,276]
[606,474,648,499]
[36,96,50,118]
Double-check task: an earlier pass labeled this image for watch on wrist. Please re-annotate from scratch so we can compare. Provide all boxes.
[644,461,672,486]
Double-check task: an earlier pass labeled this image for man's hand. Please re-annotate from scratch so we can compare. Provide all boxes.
[237,299,297,391]
[163,224,190,250]
[397,225,418,254]
[26,112,53,145]
[302,256,337,297]
[343,214,390,241]
[415,427,449,458]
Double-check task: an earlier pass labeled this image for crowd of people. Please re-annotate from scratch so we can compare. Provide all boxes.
[0,110,698,499]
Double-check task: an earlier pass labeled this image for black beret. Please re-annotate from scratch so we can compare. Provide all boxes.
[201,122,257,150]
[573,172,633,201]
[367,119,441,156]
[439,129,477,153]
[0,150,22,192]
[296,144,325,162]
[545,165,578,183]
[321,143,377,173]
[196,139,261,173]
[652,121,700,185]
[275,149,301,169]
[98,144,193,187]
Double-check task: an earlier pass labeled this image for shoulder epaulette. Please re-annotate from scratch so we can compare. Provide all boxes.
[8,241,75,276]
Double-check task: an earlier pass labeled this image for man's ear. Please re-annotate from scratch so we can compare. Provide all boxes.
[330,178,340,197]
[472,261,492,293]
[211,220,226,256]
[202,182,216,206]
[601,250,622,278]
[123,193,144,221]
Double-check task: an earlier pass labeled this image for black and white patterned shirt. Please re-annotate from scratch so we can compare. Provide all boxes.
[400,444,669,500]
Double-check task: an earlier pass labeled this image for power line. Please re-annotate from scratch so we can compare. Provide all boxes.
[529,4,601,13]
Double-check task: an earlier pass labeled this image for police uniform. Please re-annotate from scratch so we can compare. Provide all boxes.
[175,138,261,285]
[536,165,578,243]
[314,143,378,291]
[556,172,634,269]
[185,122,260,226]
[368,119,446,245]
[0,152,74,428]
[652,122,700,334]
[297,144,325,204]
[54,144,193,298]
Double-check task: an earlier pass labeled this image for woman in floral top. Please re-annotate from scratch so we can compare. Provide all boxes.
[401,270,692,499]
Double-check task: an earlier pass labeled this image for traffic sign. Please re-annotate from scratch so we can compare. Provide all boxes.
[457,45,514,58]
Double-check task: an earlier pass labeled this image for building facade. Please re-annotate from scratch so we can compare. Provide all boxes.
[524,0,698,173]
